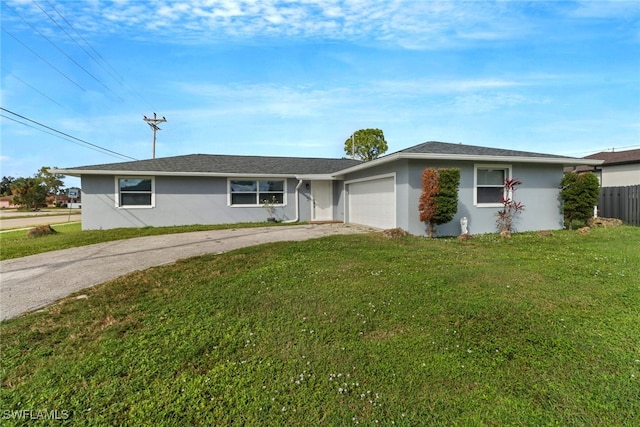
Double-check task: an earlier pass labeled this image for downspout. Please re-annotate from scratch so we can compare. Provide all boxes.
[283,179,304,223]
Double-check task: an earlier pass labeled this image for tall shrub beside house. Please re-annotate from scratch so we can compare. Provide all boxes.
[560,172,600,230]
[419,168,460,237]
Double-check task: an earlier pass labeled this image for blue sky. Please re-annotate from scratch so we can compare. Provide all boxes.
[1,0,639,188]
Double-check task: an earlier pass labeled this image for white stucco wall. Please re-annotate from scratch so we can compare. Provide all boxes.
[344,159,565,236]
[80,175,312,230]
[600,164,640,187]
[410,160,564,236]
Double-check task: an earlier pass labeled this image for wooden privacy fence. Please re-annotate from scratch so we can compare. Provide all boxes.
[598,185,640,226]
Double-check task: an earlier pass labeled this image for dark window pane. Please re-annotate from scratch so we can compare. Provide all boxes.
[121,193,152,206]
[477,169,505,186]
[230,180,284,205]
[120,179,151,192]
[259,180,284,191]
[231,193,257,205]
[477,187,503,204]
[231,181,257,192]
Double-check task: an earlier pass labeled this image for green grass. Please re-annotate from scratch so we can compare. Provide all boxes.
[0,222,290,261]
[1,227,639,425]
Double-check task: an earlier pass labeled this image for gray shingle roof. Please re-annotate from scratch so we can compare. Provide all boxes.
[67,154,362,175]
[397,141,575,159]
[564,148,640,173]
[59,141,591,177]
[583,149,640,166]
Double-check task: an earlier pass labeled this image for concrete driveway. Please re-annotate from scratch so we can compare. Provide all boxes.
[0,224,370,321]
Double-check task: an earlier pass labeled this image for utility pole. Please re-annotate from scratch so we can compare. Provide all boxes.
[143,113,167,159]
[351,133,355,159]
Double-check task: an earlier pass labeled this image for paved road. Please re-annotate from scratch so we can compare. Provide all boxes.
[0,214,81,231]
[0,224,370,321]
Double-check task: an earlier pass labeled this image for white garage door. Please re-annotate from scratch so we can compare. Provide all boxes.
[348,176,395,229]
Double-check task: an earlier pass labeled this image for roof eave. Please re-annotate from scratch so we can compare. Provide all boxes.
[602,160,640,167]
[296,174,341,180]
[49,169,300,179]
[331,153,603,176]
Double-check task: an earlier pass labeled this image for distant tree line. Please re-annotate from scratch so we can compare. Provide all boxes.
[2,167,66,210]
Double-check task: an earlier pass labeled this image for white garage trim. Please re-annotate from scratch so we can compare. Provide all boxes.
[345,173,396,229]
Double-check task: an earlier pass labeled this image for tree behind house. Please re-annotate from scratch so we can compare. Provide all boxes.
[344,128,388,161]
[37,167,64,195]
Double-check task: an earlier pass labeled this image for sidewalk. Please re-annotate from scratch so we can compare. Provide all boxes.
[0,224,370,321]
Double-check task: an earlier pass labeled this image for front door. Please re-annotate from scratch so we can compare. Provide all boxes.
[311,181,333,221]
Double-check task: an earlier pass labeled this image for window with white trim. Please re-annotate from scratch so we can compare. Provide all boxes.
[229,179,285,206]
[474,165,511,206]
[117,177,154,208]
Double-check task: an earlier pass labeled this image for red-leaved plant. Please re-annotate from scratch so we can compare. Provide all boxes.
[496,178,524,233]
[418,168,439,237]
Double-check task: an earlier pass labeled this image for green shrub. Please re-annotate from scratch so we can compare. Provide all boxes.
[560,172,600,230]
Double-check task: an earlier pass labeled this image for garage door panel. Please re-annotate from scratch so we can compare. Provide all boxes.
[348,177,395,229]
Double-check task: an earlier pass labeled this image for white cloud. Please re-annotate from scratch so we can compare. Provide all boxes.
[174,81,353,118]
[371,78,527,96]
[3,0,578,48]
[450,92,545,114]
[170,76,544,123]
[570,0,640,18]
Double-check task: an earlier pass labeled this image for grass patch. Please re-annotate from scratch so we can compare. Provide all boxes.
[1,227,639,425]
[0,222,291,261]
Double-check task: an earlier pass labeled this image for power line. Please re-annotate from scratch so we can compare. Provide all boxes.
[33,0,156,110]
[3,0,157,115]
[1,66,68,110]
[1,28,86,92]
[0,113,131,159]
[565,144,640,157]
[0,107,138,161]
[45,0,125,83]
[29,1,124,101]
[4,1,120,98]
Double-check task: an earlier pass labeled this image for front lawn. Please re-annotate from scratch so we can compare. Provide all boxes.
[1,227,638,425]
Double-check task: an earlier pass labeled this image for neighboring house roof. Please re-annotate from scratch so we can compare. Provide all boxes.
[52,141,600,178]
[583,149,640,166]
[565,148,640,173]
[55,154,362,178]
